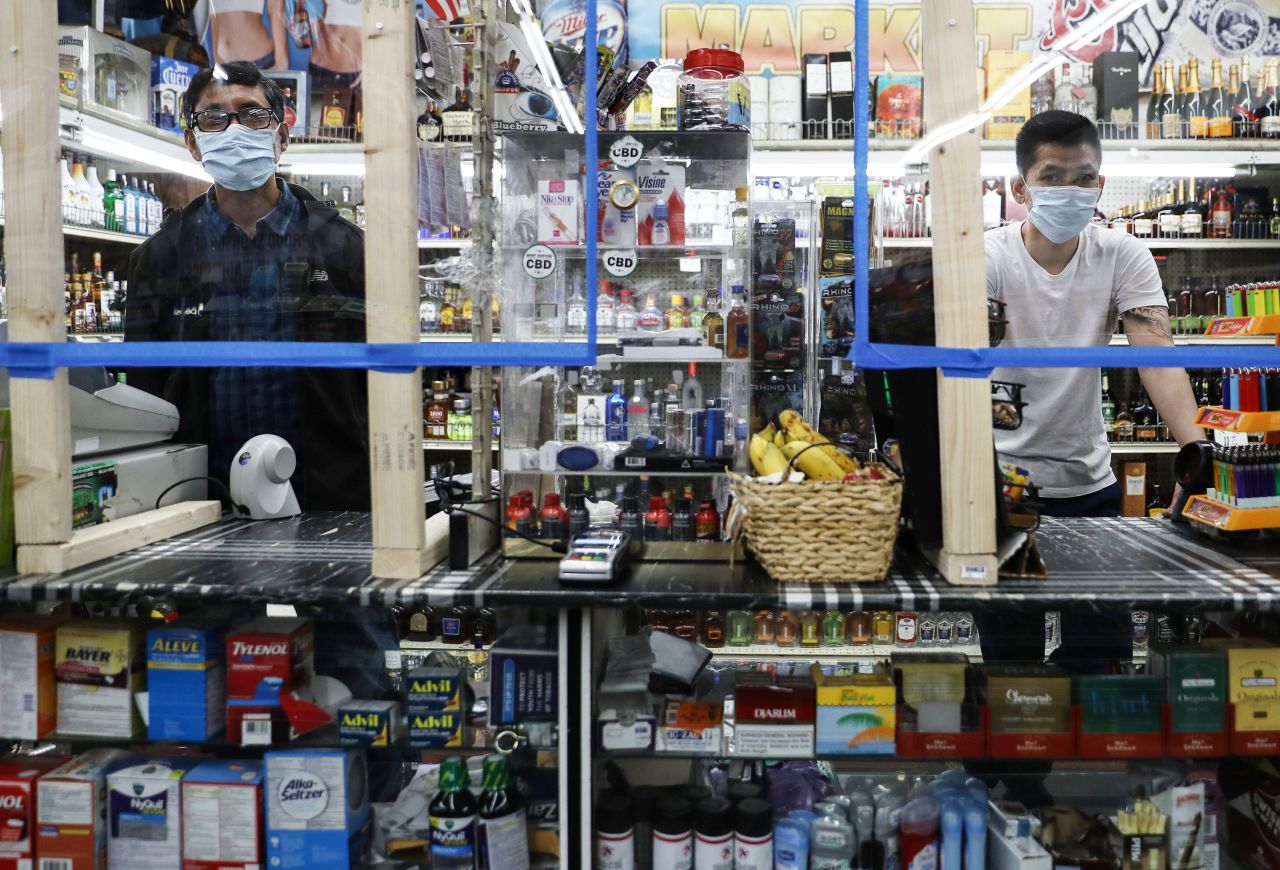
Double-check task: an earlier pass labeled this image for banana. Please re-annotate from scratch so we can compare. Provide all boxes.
[750,434,789,476]
[749,434,768,475]
[781,440,846,481]
[773,429,787,449]
[760,443,789,476]
[760,423,777,443]
[778,409,861,474]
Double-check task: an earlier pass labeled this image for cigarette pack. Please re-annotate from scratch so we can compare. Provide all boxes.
[637,159,686,246]
[106,756,201,870]
[147,619,227,742]
[1149,645,1226,733]
[981,665,1072,733]
[264,749,372,870]
[735,683,816,757]
[984,51,1031,140]
[536,179,581,245]
[0,615,62,740]
[56,620,147,738]
[36,749,129,870]
[180,760,263,870]
[0,755,70,870]
[1076,675,1163,734]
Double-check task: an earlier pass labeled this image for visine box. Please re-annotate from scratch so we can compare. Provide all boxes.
[56,620,147,738]
[106,756,200,870]
[0,614,62,740]
[147,620,227,742]
[36,748,129,870]
[338,700,404,747]
[0,755,70,870]
[264,749,372,870]
[181,760,263,870]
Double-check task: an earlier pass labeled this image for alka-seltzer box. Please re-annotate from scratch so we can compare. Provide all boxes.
[106,756,200,870]
[150,56,198,134]
[338,700,404,748]
[180,760,263,870]
[536,179,581,245]
[147,621,226,742]
[734,683,816,758]
[36,749,130,870]
[264,750,372,870]
[225,618,313,746]
[637,158,686,246]
[56,621,146,738]
[0,615,62,740]
[0,755,70,870]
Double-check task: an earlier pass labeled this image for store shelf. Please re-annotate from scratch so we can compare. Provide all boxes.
[424,440,497,451]
[710,642,982,662]
[754,137,1280,154]
[1110,442,1181,454]
[418,238,472,250]
[68,332,123,342]
[0,216,147,246]
[1107,334,1276,346]
[883,237,1280,250]
[1195,406,1280,432]
[504,243,742,259]
[1204,314,1280,337]
[1182,495,1280,532]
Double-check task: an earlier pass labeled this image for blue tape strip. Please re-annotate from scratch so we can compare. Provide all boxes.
[585,0,599,349]
[853,0,869,353]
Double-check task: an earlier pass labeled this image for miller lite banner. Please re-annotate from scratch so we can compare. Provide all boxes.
[627,0,1280,84]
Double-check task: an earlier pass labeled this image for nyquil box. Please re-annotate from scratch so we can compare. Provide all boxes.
[105,756,200,870]
[264,749,371,869]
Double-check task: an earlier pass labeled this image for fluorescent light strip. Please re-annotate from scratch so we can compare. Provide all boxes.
[752,154,1241,180]
[77,128,211,181]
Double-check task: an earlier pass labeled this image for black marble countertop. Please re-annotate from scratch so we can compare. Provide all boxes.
[0,513,1275,613]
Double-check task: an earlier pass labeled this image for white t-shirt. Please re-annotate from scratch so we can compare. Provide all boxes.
[985,222,1167,498]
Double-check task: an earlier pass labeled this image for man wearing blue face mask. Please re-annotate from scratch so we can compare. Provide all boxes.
[125,60,370,511]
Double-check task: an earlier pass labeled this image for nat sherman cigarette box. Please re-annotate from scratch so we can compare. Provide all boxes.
[106,756,201,870]
[147,619,227,742]
[56,620,147,738]
[180,760,263,870]
[264,749,372,870]
[0,615,62,740]
[981,665,1073,733]
[1205,638,1280,731]
[0,755,70,870]
[36,748,129,870]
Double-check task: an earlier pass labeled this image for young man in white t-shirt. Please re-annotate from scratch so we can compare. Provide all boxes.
[987,110,1203,519]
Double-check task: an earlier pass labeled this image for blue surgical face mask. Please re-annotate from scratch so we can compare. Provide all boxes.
[194,122,280,191]
[1024,184,1101,244]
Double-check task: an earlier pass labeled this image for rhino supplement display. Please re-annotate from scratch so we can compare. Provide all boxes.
[594,793,636,870]
[652,796,694,869]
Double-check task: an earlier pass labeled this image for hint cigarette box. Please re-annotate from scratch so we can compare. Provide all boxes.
[337,700,403,747]
[56,620,147,738]
[0,615,62,740]
[226,618,313,746]
[180,760,263,870]
[36,748,129,870]
[106,756,200,870]
[0,755,69,870]
[147,620,227,742]
[734,683,816,758]
[536,179,581,245]
[264,749,372,870]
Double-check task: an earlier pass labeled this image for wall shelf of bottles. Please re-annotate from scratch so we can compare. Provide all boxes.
[0,217,144,247]
[881,237,1280,250]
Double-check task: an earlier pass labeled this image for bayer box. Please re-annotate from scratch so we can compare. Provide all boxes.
[147,620,227,741]
[57,621,147,738]
[180,761,263,870]
[106,756,200,870]
[0,614,62,740]
[0,754,70,870]
[264,749,371,870]
[36,748,130,870]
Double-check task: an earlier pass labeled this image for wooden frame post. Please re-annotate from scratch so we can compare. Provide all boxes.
[365,0,444,578]
[922,0,999,586]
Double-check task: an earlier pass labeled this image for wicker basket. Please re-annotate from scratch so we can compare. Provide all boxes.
[728,466,902,584]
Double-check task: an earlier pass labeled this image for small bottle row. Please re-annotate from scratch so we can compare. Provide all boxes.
[645,609,977,649]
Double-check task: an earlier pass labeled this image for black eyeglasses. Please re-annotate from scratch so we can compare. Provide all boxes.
[191,107,277,133]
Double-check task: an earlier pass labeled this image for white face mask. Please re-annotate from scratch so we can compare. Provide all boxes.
[1024,184,1102,244]
[194,123,280,191]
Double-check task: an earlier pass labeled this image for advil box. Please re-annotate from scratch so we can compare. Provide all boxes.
[180,761,262,870]
[264,749,371,870]
[105,756,200,870]
[147,620,227,742]
[37,749,131,870]
[0,755,69,870]
[0,615,63,740]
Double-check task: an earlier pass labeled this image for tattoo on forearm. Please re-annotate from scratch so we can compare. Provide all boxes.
[1123,306,1173,340]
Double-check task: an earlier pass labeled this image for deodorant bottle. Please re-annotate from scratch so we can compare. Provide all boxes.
[810,812,857,869]
[595,794,636,870]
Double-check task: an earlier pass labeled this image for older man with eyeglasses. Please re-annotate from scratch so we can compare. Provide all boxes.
[124,60,370,511]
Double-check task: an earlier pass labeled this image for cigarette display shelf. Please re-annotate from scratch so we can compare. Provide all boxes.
[1182,496,1280,532]
[754,137,1280,155]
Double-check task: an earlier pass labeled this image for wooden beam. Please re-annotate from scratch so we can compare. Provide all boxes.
[922,0,998,586]
[0,2,74,545]
[17,501,220,574]
[371,511,451,578]
[364,0,428,578]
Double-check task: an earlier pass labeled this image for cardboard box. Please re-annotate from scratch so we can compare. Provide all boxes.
[36,749,130,870]
[338,700,404,747]
[0,755,70,870]
[72,445,208,525]
[57,27,152,123]
[1149,645,1226,733]
[894,654,968,705]
[828,52,854,134]
[56,620,147,738]
[984,50,1031,140]
[106,756,200,870]
[1122,462,1147,517]
[404,664,465,712]
[147,620,227,742]
[150,56,198,134]
[1092,51,1140,138]
[264,749,371,870]
[812,664,895,755]
[536,178,581,245]
[489,626,557,724]
[874,74,922,138]
[407,710,464,749]
[0,615,62,740]
[981,665,1072,734]
[1205,639,1280,705]
[1076,675,1163,734]
[802,52,829,139]
[988,825,1053,870]
[657,700,724,754]
[225,617,313,745]
[752,215,804,370]
[735,683,815,757]
[180,760,263,870]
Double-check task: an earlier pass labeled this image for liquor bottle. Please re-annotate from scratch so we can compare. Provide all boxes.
[1261,60,1280,138]
[1100,373,1116,438]
[606,380,627,441]
[69,155,93,225]
[700,611,726,647]
[439,288,456,332]
[681,363,703,411]
[775,610,798,646]
[430,757,477,869]
[1234,57,1257,137]
[822,611,846,646]
[671,499,695,541]
[337,186,357,223]
[148,182,163,234]
[627,379,650,438]
[695,499,720,541]
[478,754,528,870]
[725,286,749,359]
[1161,61,1181,138]
[1180,178,1203,237]
[615,289,637,332]
[665,294,688,329]
[126,176,144,235]
[872,611,894,644]
[752,609,776,643]
[1176,64,1192,135]
[1270,197,1280,238]
[1208,58,1232,137]
[566,279,587,334]
[84,162,106,228]
[597,283,616,335]
[1053,62,1075,112]
[1211,186,1233,238]
[1157,181,1181,239]
[417,99,444,142]
[426,380,449,440]
[1186,58,1207,137]
[1132,199,1153,238]
[1146,63,1165,139]
[732,187,750,248]
[1075,64,1098,122]
[702,289,724,349]
[643,496,672,541]
[60,156,77,223]
[1146,485,1166,518]
[727,611,753,646]
[636,293,665,333]
[689,294,707,330]
[101,169,124,234]
[1031,69,1054,116]
[443,85,474,143]
[845,612,872,644]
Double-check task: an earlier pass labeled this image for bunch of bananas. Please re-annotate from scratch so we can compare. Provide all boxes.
[748,410,863,481]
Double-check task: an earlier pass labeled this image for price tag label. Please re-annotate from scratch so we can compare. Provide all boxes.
[602,248,638,277]
[609,135,644,168]
[522,244,557,280]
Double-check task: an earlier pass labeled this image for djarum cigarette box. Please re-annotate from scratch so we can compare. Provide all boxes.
[35,748,129,870]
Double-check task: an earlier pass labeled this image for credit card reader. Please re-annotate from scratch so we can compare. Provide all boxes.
[558,530,631,583]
